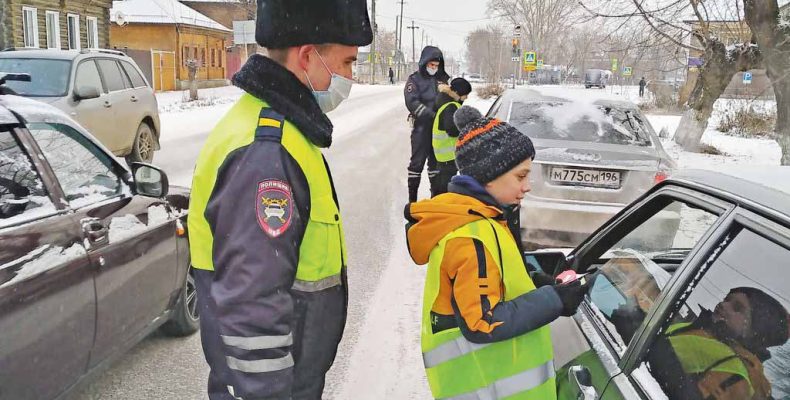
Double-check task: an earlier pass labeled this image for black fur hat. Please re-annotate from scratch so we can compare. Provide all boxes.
[256,0,373,49]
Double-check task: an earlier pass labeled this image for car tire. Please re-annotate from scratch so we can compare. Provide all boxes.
[585,85,590,89]
[161,266,199,337]
[126,122,156,165]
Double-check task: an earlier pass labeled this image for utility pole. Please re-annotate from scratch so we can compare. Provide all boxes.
[370,0,376,84]
[407,20,419,64]
[397,0,405,80]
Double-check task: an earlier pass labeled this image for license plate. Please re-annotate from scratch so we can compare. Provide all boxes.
[549,167,621,188]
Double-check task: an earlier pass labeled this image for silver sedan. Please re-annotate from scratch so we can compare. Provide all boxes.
[486,89,677,248]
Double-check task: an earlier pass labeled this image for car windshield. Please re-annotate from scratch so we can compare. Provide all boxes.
[0,58,72,97]
[503,101,653,147]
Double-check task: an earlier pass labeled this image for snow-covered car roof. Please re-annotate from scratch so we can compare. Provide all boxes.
[669,167,790,219]
[0,49,83,61]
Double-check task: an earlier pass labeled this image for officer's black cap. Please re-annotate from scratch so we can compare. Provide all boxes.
[256,0,373,48]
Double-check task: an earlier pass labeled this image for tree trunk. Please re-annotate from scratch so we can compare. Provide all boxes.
[744,0,790,165]
[673,39,761,151]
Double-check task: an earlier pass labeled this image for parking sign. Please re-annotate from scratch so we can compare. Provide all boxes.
[743,72,753,85]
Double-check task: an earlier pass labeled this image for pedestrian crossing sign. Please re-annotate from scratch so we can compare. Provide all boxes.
[537,59,544,68]
[623,66,633,76]
[524,52,537,66]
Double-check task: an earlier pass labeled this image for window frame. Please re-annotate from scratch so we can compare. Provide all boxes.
[22,6,40,48]
[67,13,81,51]
[25,122,129,210]
[45,10,60,49]
[568,185,734,365]
[120,61,148,88]
[620,207,790,398]
[95,58,127,93]
[73,59,106,95]
[85,16,99,49]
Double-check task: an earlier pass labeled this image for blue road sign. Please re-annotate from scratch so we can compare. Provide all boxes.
[743,72,753,85]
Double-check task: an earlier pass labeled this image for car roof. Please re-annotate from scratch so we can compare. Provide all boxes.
[669,167,790,221]
[0,49,130,61]
[0,49,81,60]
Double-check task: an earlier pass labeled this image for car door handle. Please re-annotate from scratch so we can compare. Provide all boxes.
[130,95,138,102]
[569,365,598,400]
[103,101,112,108]
[82,218,109,245]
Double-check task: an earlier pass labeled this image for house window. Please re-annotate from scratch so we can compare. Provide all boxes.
[67,14,80,50]
[182,46,189,66]
[218,48,222,67]
[210,48,215,67]
[45,11,60,49]
[201,48,206,67]
[22,7,39,48]
[86,16,98,48]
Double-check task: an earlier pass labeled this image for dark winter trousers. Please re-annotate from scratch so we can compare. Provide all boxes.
[195,269,346,400]
[639,87,645,97]
[432,160,458,197]
[408,122,438,202]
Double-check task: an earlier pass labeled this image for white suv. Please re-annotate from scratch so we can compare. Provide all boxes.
[0,48,161,163]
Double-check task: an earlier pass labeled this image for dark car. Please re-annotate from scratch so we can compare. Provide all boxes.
[584,69,609,89]
[526,168,790,399]
[0,82,196,400]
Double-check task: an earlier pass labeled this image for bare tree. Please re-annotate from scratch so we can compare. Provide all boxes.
[581,0,762,153]
[744,0,790,165]
[465,25,510,82]
[488,0,581,55]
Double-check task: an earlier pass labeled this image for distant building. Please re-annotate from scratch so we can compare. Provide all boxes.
[110,0,231,91]
[1,0,112,50]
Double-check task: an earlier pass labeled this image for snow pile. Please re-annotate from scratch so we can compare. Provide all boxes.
[108,214,149,243]
[0,244,87,288]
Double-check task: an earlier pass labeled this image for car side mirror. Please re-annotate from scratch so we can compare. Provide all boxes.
[131,163,168,198]
[523,250,571,277]
[74,86,100,101]
[658,127,670,139]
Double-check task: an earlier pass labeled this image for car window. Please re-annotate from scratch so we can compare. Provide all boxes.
[0,128,55,226]
[27,122,123,208]
[0,58,71,97]
[120,61,147,88]
[74,60,103,94]
[582,199,720,355]
[96,59,125,92]
[636,226,790,400]
[501,101,652,146]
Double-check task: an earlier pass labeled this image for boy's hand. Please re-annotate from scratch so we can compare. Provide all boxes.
[529,271,555,288]
[553,279,590,317]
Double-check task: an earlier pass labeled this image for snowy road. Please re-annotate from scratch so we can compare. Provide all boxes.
[72,83,434,399]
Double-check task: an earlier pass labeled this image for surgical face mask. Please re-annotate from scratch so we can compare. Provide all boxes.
[304,49,353,113]
[426,66,439,76]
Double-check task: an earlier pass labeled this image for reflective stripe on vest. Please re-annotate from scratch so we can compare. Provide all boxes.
[421,218,556,400]
[189,94,347,291]
[432,101,461,162]
[666,323,754,397]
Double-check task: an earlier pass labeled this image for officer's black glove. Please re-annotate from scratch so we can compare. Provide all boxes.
[553,279,590,317]
[529,271,556,288]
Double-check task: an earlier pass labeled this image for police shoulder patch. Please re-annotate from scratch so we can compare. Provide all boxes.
[406,82,415,93]
[256,179,294,238]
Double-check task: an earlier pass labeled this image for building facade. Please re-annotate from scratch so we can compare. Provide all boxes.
[1,0,112,50]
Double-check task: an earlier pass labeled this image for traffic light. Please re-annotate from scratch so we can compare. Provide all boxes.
[511,38,519,57]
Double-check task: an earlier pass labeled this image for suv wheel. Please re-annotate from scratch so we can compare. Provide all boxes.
[161,266,199,336]
[126,122,155,164]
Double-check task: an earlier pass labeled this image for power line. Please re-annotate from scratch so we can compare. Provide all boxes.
[379,13,496,24]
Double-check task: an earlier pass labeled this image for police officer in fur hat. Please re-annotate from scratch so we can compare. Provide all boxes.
[188,1,372,398]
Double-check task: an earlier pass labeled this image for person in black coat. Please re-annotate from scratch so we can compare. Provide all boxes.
[431,77,472,196]
[404,46,450,203]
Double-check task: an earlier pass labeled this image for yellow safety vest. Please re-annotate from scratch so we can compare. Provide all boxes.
[188,93,347,291]
[421,217,556,399]
[432,101,461,163]
[666,323,754,397]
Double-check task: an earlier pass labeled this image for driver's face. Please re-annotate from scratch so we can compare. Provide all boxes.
[714,292,752,340]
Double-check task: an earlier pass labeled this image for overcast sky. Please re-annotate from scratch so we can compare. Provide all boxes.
[369,0,492,62]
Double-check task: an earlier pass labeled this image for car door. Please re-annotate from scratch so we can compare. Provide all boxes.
[605,207,790,400]
[24,121,180,368]
[0,125,95,400]
[69,59,116,149]
[527,185,734,399]
[96,58,138,155]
